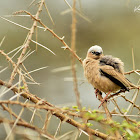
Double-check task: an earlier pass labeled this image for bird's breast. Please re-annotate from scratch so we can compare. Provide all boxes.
[83,59,120,93]
[83,59,100,86]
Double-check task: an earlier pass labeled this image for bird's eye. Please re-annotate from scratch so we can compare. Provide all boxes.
[91,51,101,56]
[91,51,95,54]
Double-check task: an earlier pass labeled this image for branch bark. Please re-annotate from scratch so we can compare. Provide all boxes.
[0,79,116,140]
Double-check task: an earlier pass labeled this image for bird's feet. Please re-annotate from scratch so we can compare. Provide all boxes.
[95,89,99,98]
[95,89,102,98]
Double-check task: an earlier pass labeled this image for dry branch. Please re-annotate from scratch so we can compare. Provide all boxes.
[9,0,45,85]
[0,1,140,140]
[71,0,82,110]
[0,80,116,140]
[13,10,83,64]
[0,118,57,140]
[124,70,140,75]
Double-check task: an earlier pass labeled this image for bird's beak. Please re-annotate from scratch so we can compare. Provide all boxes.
[95,52,101,56]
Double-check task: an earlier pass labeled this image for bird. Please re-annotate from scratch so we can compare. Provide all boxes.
[83,45,138,107]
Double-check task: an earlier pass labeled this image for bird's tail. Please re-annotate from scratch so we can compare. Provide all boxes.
[127,79,139,90]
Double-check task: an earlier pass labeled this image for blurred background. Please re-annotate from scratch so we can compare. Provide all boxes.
[0,0,140,139]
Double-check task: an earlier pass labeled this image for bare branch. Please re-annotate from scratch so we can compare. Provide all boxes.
[0,16,30,30]
[71,0,82,110]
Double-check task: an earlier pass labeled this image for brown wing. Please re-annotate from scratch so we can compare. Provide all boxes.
[99,65,135,90]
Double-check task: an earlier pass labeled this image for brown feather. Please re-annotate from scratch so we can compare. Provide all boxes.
[83,46,137,93]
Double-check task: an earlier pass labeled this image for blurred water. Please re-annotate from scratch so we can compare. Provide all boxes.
[0,0,140,139]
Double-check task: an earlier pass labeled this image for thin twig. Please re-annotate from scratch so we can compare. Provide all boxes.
[43,2,55,25]
[124,70,140,75]
[31,39,56,55]
[0,36,6,47]
[97,91,122,139]
[0,81,116,140]
[0,118,57,140]
[28,0,37,8]
[13,10,83,64]
[0,16,30,30]
[5,99,28,140]
[121,95,140,111]
[71,0,82,110]
[54,120,62,137]
[1,104,26,123]
[9,0,45,85]
[63,0,91,23]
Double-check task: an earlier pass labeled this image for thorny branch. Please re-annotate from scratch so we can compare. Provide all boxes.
[0,118,57,140]
[13,10,83,64]
[8,0,45,85]
[0,80,116,140]
[71,0,82,110]
[0,0,140,140]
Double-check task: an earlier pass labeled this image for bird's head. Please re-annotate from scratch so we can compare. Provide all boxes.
[86,45,103,59]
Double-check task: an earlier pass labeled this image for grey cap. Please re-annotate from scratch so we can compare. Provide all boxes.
[88,45,103,54]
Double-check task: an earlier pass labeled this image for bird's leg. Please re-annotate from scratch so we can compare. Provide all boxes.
[95,89,102,98]
[95,89,99,98]
[98,91,111,108]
